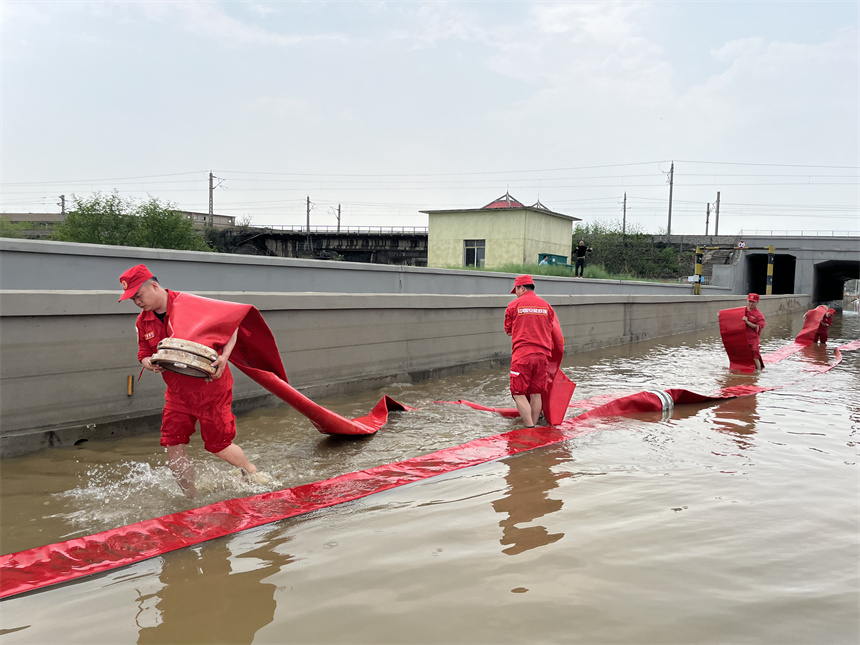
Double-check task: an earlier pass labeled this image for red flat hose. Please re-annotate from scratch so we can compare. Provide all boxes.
[1,306,855,599]
[720,305,828,370]
[169,293,411,434]
[718,307,757,371]
[762,306,826,364]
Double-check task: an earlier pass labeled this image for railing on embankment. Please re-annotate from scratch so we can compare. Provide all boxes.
[0,290,809,457]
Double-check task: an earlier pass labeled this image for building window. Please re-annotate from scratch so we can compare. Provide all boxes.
[464,239,485,267]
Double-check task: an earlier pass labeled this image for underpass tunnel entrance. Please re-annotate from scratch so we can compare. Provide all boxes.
[746,253,796,295]
[814,259,860,303]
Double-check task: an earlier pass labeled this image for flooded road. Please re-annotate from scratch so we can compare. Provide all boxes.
[1,308,858,644]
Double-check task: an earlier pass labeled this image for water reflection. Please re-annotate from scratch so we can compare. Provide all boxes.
[491,439,569,556]
[798,343,829,365]
[136,531,294,645]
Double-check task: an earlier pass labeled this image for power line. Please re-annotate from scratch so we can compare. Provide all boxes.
[674,160,860,170]
[0,171,208,186]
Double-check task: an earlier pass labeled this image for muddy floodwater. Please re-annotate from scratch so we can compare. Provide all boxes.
[1,308,858,644]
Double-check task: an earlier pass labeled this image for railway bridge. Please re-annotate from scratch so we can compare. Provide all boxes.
[699,234,859,302]
[221,225,428,266]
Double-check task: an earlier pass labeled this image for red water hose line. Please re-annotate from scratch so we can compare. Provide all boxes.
[166,293,412,435]
[719,305,825,371]
[1,303,856,599]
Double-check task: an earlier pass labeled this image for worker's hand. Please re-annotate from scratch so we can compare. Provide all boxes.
[211,354,229,380]
[142,356,163,373]
[742,316,747,322]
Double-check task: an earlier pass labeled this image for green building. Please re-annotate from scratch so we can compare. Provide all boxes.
[422,192,580,269]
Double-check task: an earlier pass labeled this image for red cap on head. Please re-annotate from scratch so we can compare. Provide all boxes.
[828,308,835,314]
[511,274,534,294]
[118,264,154,302]
[747,293,760,303]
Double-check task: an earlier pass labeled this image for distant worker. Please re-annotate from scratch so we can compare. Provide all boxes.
[574,240,592,277]
[742,293,766,370]
[815,308,835,343]
[119,264,257,498]
[539,255,549,266]
[504,275,564,428]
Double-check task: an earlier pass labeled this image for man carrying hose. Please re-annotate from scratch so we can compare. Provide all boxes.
[118,264,257,497]
[741,293,766,370]
[815,308,835,343]
[504,274,564,428]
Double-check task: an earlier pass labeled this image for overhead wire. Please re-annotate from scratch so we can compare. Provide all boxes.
[2,161,857,233]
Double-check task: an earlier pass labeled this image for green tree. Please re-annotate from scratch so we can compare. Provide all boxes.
[53,192,137,246]
[0,217,32,238]
[53,192,212,251]
[132,197,211,251]
[573,221,689,280]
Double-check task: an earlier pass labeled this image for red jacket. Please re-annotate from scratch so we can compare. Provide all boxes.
[744,308,766,349]
[136,290,233,415]
[504,291,561,362]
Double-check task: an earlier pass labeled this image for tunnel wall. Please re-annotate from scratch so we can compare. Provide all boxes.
[0,289,809,457]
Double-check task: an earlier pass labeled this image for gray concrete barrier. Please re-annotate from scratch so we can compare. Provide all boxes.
[0,289,808,457]
[0,238,731,296]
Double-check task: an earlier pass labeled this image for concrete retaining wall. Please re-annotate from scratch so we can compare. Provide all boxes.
[0,289,809,457]
[0,238,731,297]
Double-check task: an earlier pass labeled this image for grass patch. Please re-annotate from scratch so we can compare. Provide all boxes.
[447,262,658,282]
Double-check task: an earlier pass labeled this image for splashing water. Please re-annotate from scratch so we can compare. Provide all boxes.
[51,459,282,536]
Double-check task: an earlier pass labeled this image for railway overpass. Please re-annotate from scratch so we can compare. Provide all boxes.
[704,234,859,303]
[221,225,428,266]
[223,228,857,303]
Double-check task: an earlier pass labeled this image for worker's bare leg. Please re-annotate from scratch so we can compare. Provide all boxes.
[215,443,257,475]
[166,444,197,498]
[513,394,535,427]
[529,393,543,426]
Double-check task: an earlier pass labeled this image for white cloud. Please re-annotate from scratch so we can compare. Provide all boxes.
[530,1,646,42]
[1,1,856,232]
[388,1,484,49]
[130,0,346,48]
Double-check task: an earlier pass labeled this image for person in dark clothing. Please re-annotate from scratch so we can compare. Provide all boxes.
[574,240,591,277]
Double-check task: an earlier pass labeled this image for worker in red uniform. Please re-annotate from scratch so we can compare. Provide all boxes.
[119,264,256,498]
[742,293,766,370]
[815,308,835,343]
[504,275,564,427]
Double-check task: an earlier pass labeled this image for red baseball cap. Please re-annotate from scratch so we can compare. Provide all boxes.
[118,264,154,302]
[511,274,534,294]
[747,293,760,303]
[828,308,835,314]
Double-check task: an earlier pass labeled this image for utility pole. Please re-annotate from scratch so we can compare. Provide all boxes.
[714,191,721,236]
[207,172,226,226]
[705,202,710,236]
[337,203,341,233]
[58,195,66,216]
[667,161,674,239]
[622,192,627,235]
[305,196,313,256]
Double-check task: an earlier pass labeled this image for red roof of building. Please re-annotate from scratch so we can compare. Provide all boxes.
[483,191,524,209]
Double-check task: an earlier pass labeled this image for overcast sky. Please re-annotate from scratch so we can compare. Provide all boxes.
[2,1,858,236]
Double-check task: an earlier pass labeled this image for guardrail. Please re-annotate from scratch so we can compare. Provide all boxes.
[739,230,859,237]
[244,225,429,234]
